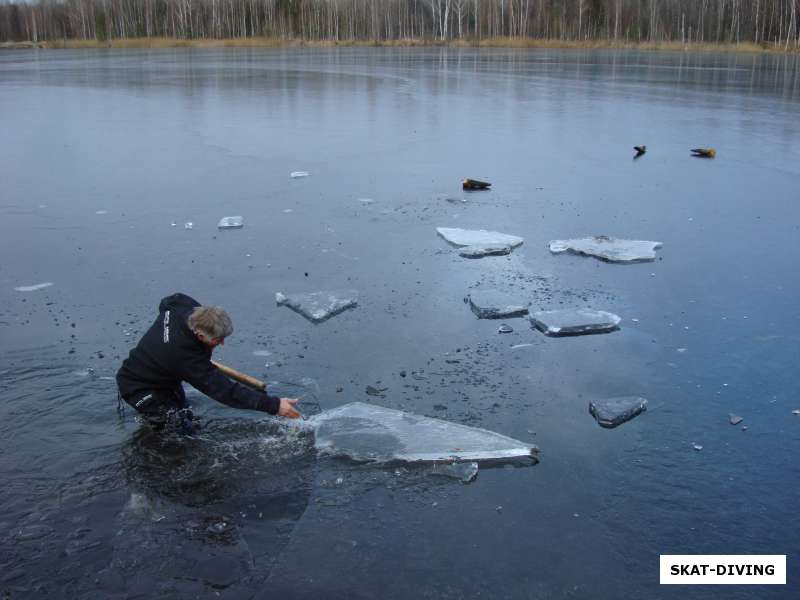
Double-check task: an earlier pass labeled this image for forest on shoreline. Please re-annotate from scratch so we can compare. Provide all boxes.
[2,1,798,52]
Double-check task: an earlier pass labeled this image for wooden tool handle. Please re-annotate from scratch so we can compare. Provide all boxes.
[211,360,266,391]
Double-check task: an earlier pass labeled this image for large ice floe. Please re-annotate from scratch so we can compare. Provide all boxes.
[530,308,621,336]
[308,402,538,463]
[549,236,662,263]
[589,396,648,428]
[437,227,524,249]
[467,290,529,319]
[276,290,358,323]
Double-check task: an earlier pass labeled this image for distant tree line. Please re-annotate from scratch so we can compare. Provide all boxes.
[1,0,799,48]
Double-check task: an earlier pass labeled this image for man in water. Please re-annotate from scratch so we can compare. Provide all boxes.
[117,292,300,431]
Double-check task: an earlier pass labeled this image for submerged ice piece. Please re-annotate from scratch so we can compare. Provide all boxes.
[549,236,663,263]
[309,402,538,463]
[275,290,358,323]
[437,227,524,249]
[429,461,479,483]
[459,244,512,259]
[589,396,648,428]
[468,289,529,319]
[218,216,244,229]
[531,308,621,336]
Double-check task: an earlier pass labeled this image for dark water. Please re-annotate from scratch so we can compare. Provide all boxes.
[1,48,799,598]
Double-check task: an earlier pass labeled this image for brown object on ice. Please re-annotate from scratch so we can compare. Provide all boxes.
[691,148,716,158]
[463,178,491,191]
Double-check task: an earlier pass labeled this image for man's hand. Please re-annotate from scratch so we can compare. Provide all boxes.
[278,397,301,419]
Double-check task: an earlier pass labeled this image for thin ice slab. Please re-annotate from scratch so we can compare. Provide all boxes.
[531,308,621,336]
[14,282,53,292]
[589,396,648,428]
[309,402,538,463]
[549,236,663,263]
[468,290,529,319]
[437,227,524,249]
[218,216,244,229]
[276,290,358,323]
[459,244,512,258]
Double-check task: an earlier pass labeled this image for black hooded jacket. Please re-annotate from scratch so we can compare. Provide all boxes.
[116,293,280,415]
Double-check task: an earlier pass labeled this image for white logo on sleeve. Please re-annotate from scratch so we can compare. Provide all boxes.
[163,310,170,343]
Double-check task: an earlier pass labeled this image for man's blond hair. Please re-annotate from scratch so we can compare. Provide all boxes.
[188,306,233,340]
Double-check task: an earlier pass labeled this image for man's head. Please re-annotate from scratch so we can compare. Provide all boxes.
[188,306,233,349]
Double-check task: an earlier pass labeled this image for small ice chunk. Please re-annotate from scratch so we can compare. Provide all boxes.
[792,409,800,416]
[589,396,647,428]
[14,282,53,292]
[459,244,512,258]
[498,324,513,334]
[549,236,663,263]
[309,402,538,463]
[468,290,529,319]
[276,290,358,323]
[253,350,273,357]
[530,308,621,336]
[184,222,193,230]
[437,227,524,248]
[218,216,244,229]
[290,171,309,178]
[429,462,479,484]
[511,343,534,349]
[729,414,744,425]
[692,443,703,451]
[358,198,375,205]
[95,210,108,215]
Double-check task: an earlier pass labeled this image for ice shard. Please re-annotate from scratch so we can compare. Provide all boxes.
[549,236,663,263]
[14,282,53,292]
[437,227,524,249]
[467,290,529,319]
[458,244,512,258]
[276,290,358,323]
[589,396,648,428]
[530,308,621,336]
[217,216,244,229]
[309,402,538,463]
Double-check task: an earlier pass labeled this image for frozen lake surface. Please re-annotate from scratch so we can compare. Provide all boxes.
[1,47,799,598]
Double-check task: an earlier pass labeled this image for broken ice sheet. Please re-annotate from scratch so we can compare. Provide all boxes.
[14,282,53,292]
[589,396,648,428]
[437,227,524,249]
[276,290,358,323]
[308,402,538,463]
[429,462,479,483]
[459,244,512,258]
[217,216,244,229]
[549,236,663,263]
[530,308,621,336]
[468,290,529,319]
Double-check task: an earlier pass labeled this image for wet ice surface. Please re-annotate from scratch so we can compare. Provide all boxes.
[309,402,538,463]
[217,215,244,229]
[437,227,524,248]
[589,396,648,428]
[2,49,800,600]
[549,236,663,263]
[467,289,529,319]
[530,308,622,336]
[275,290,358,323]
